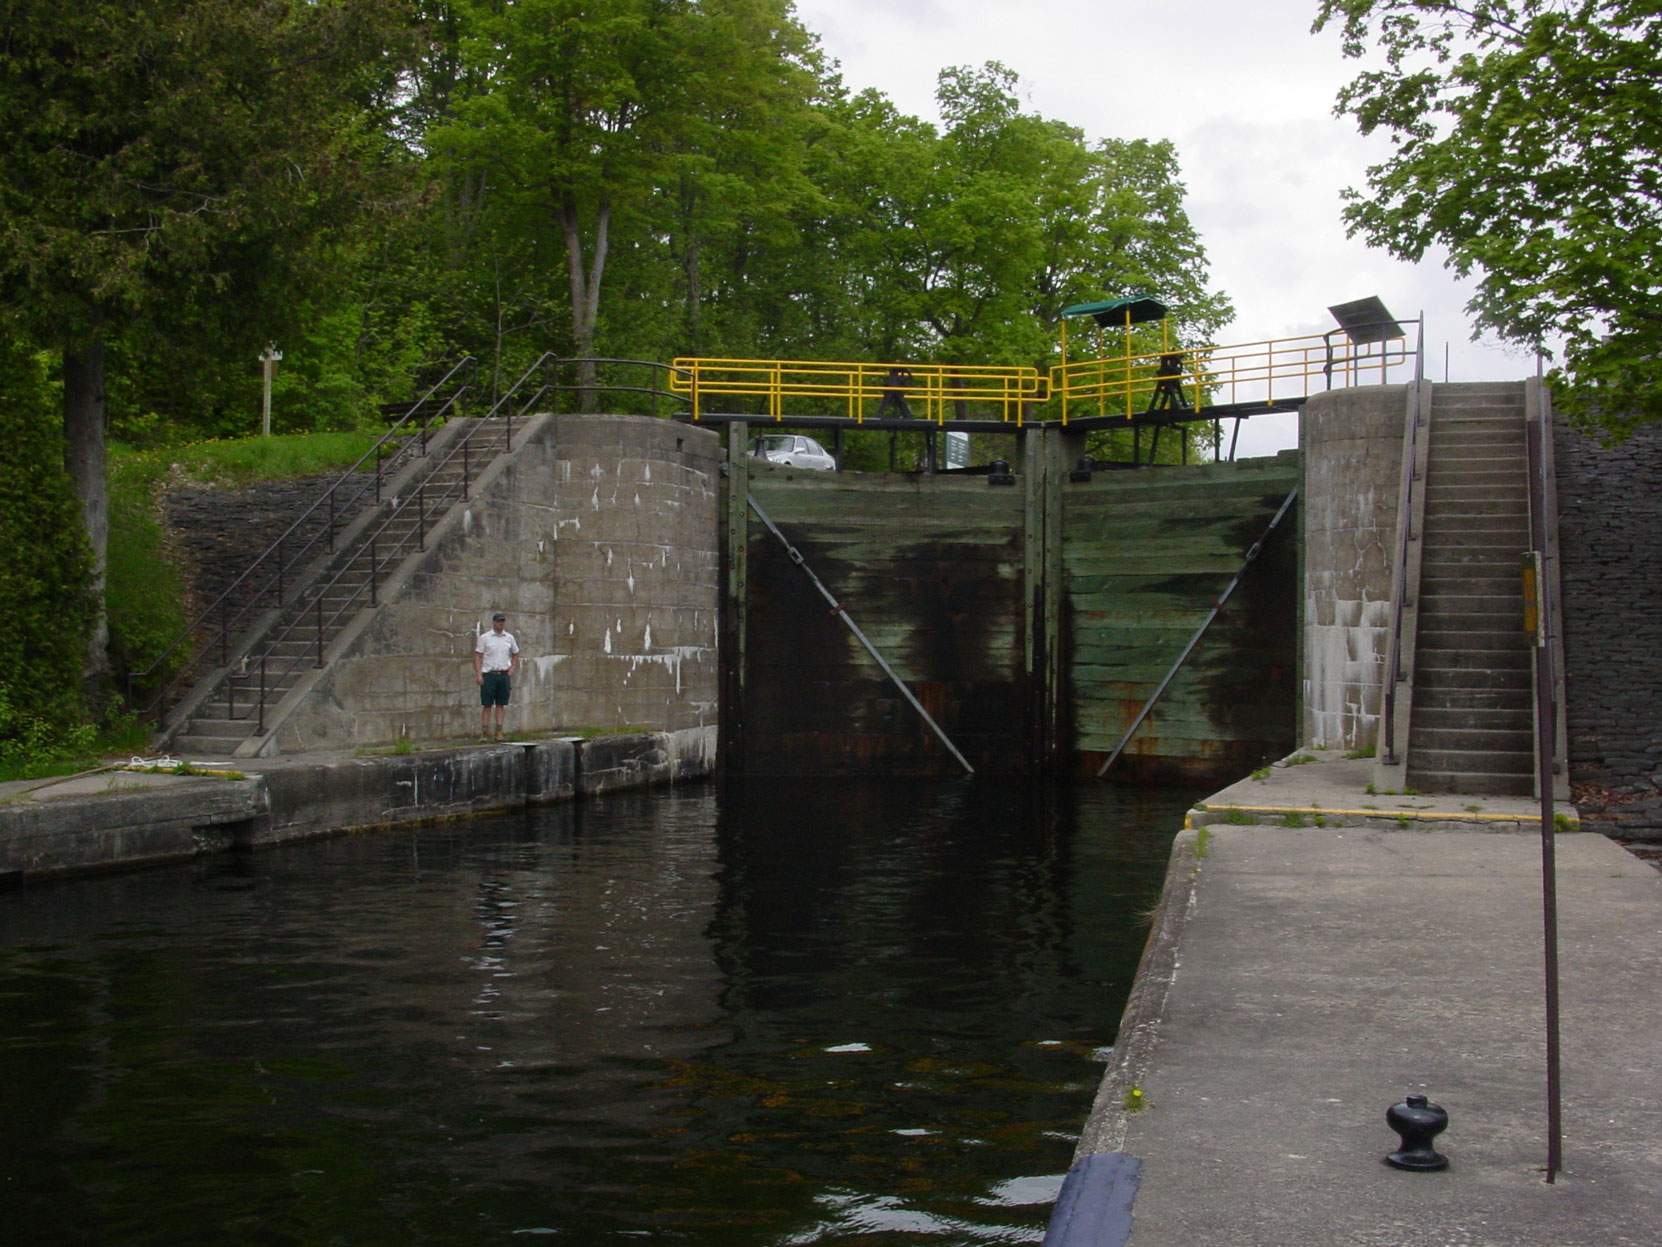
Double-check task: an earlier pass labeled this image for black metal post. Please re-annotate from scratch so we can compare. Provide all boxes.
[463,437,471,500]
[418,484,426,551]
[370,534,378,607]
[316,598,325,667]
[256,654,267,736]
[227,667,235,722]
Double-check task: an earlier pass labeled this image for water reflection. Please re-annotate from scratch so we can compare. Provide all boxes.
[0,778,1192,1245]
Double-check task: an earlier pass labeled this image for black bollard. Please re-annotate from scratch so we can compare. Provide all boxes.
[1384,1093,1450,1171]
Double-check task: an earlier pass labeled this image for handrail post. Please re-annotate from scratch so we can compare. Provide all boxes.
[418,483,426,552]
[256,654,266,736]
[316,597,324,668]
[370,533,378,607]
[462,437,471,501]
[228,665,236,722]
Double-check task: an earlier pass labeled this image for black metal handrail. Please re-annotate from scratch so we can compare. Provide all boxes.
[127,357,478,718]
[218,355,687,738]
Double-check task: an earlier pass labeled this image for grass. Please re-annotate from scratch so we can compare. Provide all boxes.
[1281,811,1307,828]
[1344,745,1377,760]
[1195,825,1211,858]
[1122,1087,1146,1113]
[1220,807,1254,825]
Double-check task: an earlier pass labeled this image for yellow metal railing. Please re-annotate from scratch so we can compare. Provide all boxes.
[673,331,1408,425]
[1049,330,1409,422]
[671,358,1047,423]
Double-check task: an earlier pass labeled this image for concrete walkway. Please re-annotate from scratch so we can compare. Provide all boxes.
[1067,750,1662,1247]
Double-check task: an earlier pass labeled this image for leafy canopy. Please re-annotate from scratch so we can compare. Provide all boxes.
[1315,0,1662,437]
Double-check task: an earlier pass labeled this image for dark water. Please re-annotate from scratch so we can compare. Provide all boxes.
[0,778,1193,1246]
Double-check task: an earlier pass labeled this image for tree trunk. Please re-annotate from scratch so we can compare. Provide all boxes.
[63,334,110,675]
[560,194,611,413]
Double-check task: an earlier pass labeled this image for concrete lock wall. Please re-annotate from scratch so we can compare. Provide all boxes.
[273,414,721,753]
[1299,385,1408,752]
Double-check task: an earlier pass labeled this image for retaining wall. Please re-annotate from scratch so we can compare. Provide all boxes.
[1553,417,1662,839]
[268,414,721,753]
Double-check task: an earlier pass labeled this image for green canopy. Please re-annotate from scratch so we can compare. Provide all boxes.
[1061,295,1168,327]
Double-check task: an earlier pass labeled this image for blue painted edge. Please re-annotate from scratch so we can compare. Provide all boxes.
[1040,1152,1143,1247]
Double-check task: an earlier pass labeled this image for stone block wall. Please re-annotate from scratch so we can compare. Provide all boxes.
[271,414,720,752]
[1553,417,1662,839]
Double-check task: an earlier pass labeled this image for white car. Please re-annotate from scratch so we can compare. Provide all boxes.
[749,434,837,471]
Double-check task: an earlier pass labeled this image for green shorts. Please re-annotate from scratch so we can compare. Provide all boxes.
[480,670,511,707]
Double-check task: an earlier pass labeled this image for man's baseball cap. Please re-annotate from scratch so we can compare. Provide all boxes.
[492,611,506,620]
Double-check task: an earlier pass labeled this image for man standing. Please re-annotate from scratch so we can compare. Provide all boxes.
[473,611,520,741]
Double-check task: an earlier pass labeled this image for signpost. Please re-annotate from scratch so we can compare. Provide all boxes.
[259,344,283,436]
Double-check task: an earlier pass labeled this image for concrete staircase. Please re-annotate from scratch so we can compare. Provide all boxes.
[1404,382,1535,795]
[166,418,514,756]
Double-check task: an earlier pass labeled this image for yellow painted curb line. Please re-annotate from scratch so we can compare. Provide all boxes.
[1188,805,1574,829]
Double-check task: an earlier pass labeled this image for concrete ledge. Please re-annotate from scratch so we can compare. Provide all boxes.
[252,738,578,845]
[574,726,717,795]
[0,776,269,880]
[1073,828,1201,1162]
[0,730,712,883]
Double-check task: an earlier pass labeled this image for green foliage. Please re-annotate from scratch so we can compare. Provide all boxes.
[0,333,96,720]
[1281,811,1308,828]
[1315,0,1662,437]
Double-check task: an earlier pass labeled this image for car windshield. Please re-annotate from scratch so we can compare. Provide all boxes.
[756,436,792,452]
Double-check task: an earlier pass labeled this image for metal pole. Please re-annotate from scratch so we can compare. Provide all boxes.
[257,654,267,736]
[747,494,974,775]
[1525,383,1563,1183]
[1099,488,1299,777]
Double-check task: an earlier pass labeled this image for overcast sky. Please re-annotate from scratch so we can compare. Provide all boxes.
[793,0,1535,455]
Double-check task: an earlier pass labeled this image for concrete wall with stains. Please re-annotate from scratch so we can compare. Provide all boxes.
[1299,386,1409,752]
[272,414,721,752]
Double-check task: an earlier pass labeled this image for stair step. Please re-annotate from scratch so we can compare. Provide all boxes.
[1403,769,1533,797]
[1413,705,1534,732]
[1416,628,1532,651]
[1412,726,1534,753]
[172,733,254,755]
[1415,645,1532,669]
[1407,746,1533,776]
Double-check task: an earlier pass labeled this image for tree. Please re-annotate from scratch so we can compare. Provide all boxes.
[1315,0,1662,437]
[0,0,414,670]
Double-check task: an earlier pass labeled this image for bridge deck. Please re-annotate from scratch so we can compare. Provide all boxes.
[676,397,1306,436]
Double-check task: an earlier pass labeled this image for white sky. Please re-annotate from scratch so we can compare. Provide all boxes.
[793,0,1536,455]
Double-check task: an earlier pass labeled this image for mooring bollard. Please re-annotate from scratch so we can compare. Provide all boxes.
[1384,1093,1450,1171]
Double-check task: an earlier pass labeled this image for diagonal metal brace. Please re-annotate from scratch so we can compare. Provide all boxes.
[748,494,975,774]
[1097,487,1299,779]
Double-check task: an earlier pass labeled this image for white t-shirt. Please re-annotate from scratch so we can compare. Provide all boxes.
[476,629,519,672]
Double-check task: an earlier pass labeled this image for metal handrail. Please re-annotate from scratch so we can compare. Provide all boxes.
[671,358,1045,423]
[1377,320,1427,764]
[128,357,478,717]
[1050,328,1412,421]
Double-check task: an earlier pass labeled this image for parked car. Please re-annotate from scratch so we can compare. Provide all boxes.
[749,434,837,471]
